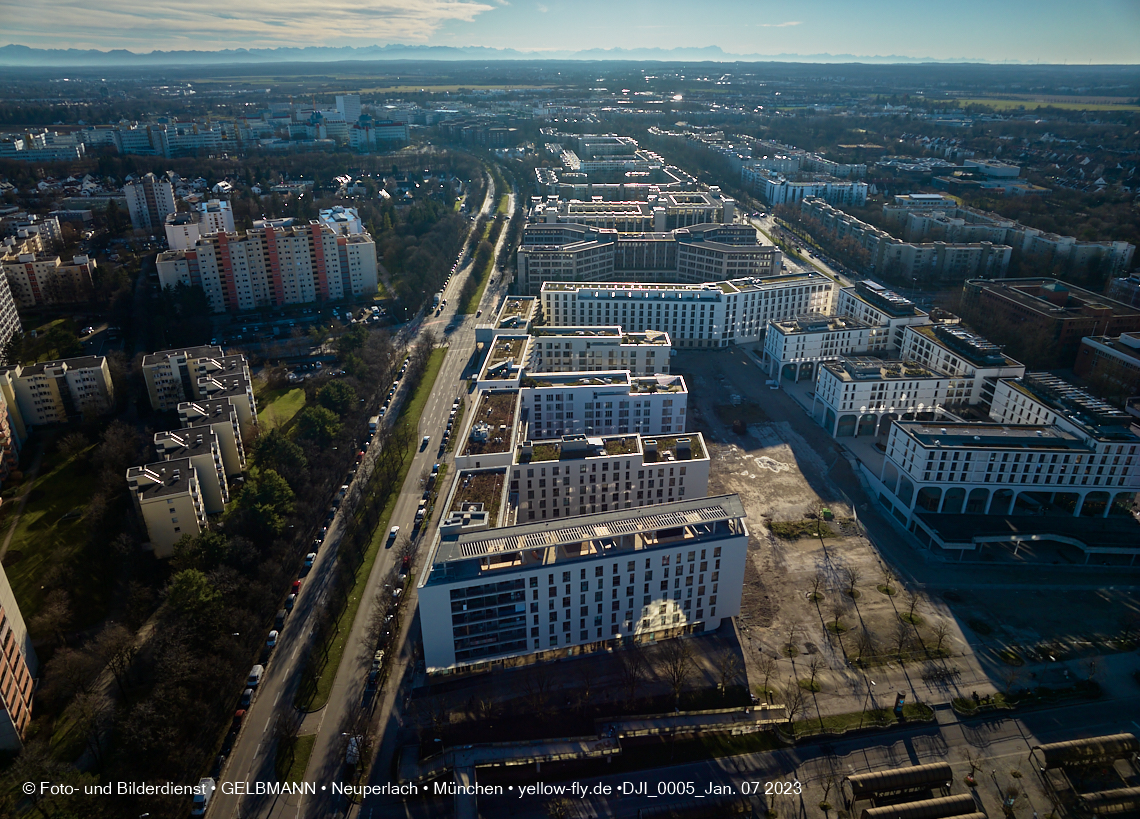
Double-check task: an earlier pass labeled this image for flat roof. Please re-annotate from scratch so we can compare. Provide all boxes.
[915,512,1140,551]
[143,345,225,366]
[894,421,1086,450]
[10,354,106,376]
[521,371,631,388]
[128,458,197,499]
[434,493,746,566]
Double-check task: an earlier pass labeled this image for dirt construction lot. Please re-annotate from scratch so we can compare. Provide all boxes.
[674,348,1140,714]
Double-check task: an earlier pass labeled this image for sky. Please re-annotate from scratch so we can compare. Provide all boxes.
[2,0,1139,63]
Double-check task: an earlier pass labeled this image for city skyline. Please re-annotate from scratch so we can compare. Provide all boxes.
[1,0,1138,65]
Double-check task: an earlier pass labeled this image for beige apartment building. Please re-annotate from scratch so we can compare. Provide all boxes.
[0,356,114,428]
[126,458,208,558]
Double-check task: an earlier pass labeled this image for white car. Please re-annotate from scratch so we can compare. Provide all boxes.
[266,630,278,648]
[191,778,215,816]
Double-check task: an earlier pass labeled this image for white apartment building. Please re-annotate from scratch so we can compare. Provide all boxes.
[875,420,1140,533]
[741,167,868,207]
[157,223,378,313]
[153,429,229,514]
[517,222,781,296]
[124,173,177,231]
[142,346,250,412]
[166,199,236,248]
[1,243,96,307]
[336,94,362,124]
[417,494,749,672]
[812,357,966,439]
[989,372,1135,441]
[529,326,671,376]
[512,433,710,523]
[900,323,1025,409]
[528,188,735,233]
[836,281,931,353]
[518,371,688,440]
[764,314,888,382]
[540,273,834,349]
[0,356,114,427]
[126,458,208,558]
[177,398,247,475]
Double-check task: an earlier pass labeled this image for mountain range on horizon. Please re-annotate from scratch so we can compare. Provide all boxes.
[0,42,1008,68]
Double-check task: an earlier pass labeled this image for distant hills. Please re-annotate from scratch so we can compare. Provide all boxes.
[0,43,995,67]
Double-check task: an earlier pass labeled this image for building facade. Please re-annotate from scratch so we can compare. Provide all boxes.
[528,326,671,376]
[0,356,114,427]
[1,242,96,307]
[539,274,834,349]
[518,372,688,440]
[156,223,378,313]
[124,173,177,231]
[417,494,748,673]
[0,565,36,749]
[126,459,208,558]
[1073,333,1140,402]
[517,222,781,295]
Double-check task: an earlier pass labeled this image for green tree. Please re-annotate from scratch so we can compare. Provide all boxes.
[165,569,221,618]
[235,468,295,536]
[316,381,357,416]
[336,323,369,359]
[170,530,230,573]
[252,428,308,482]
[296,405,341,445]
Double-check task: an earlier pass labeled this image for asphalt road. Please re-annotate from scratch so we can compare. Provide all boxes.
[207,174,505,819]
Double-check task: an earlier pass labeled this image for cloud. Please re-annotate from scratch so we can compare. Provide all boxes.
[756,21,802,27]
[0,0,496,49]
[536,2,548,11]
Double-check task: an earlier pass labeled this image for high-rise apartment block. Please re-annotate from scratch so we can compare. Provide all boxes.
[0,565,36,749]
[0,356,115,428]
[1,234,97,307]
[156,223,378,313]
[164,199,236,250]
[124,172,177,232]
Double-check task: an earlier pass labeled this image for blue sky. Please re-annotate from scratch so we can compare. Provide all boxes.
[3,0,1138,62]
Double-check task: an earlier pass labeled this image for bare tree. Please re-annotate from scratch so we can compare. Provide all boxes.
[521,665,552,714]
[782,681,808,727]
[756,654,778,703]
[904,590,922,621]
[93,624,137,699]
[829,599,847,632]
[809,571,826,604]
[856,628,876,662]
[893,620,913,660]
[72,691,114,767]
[714,648,744,697]
[783,623,798,656]
[30,589,72,647]
[806,655,824,689]
[879,563,895,592]
[658,639,696,707]
[843,566,861,597]
[933,622,952,653]
[617,644,648,705]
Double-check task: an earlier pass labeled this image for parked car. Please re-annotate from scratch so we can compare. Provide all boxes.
[304,552,317,569]
[246,665,264,688]
[239,688,253,708]
[285,593,297,611]
[292,579,302,593]
[266,630,278,649]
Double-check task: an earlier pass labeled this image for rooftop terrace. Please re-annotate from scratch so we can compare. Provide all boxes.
[448,469,507,523]
[461,392,518,456]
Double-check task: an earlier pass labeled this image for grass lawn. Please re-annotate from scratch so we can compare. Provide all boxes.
[496,194,510,215]
[2,445,112,626]
[296,348,446,711]
[257,388,306,429]
[276,733,316,783]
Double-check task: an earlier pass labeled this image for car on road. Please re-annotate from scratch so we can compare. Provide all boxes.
[232,709,246,729]
[190,778,216,816]
[387,525,400,546]
[239,688,253,708]
[266,630,278,649]
[304,552,317,569]
[420,435,430,450]
[476,309,482,317]
[275,609,287,629]
[292,579,302,593]
[81,325,95,336]
[246,665,264,688]
[285,593,297,611]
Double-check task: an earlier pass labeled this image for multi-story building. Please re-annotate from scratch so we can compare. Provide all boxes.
[511,433,710,523]
[1107,274,1140,309]
[528,188,735,233]
[336,94,362,124]
[1073,333,1140,402]
[812,357,965,439]
[318,206,364,236]
[528,326,671,376]
[141,346,247,411]
[177,398,248,474]
[989,372,1136,441]
[348,118,409,149]
[882,199,1135,278]
[124,172,177,232]
[0,565,36,749]
[1,236,96,307]
[899,322,1025,410]
[156,222,378,313]
[516,222,781,295]
[417,493,749,673]
[800,197,1012,285]
[195,370,257,433]
[518,371,688,440]
[126,458,208,558]
[539,273,834,349]
[0,356,114,427]
[0,390,21,487]
[164,199,236,250]
[875,417,1140,532]
[742,167,868,207]
[763,314,886,382]
[836,281,931,353]
[961,278,1140,366]
[152,429,229,514]
[0,213,63,249]
[0,269,18,359]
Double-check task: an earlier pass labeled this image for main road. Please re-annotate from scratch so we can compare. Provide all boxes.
[208,170,514,819]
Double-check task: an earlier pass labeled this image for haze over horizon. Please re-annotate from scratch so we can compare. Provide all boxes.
[1,0,1138,65]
